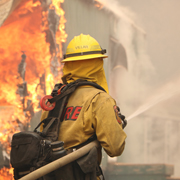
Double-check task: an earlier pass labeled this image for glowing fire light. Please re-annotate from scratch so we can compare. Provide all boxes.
[0,167,13,180]
[0,0,67,178]
[51,0,67,58]
[94,0,104,9]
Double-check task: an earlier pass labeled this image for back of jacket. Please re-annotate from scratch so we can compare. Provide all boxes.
[58,85,127,158]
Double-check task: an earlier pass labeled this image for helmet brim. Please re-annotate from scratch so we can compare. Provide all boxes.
[62,54,108,62]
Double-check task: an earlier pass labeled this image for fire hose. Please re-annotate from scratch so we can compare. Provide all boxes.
[19,140,99,180]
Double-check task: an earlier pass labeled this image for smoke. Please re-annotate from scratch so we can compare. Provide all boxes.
[104,0,180,177]
[97,0,144,32]
[127,74,180,121]
[100,0,156,117]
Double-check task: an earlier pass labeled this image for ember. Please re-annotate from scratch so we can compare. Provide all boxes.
[94,0,104,9]
[0,0,67,178]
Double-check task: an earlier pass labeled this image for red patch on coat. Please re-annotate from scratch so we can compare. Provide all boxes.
[114,105,122,124]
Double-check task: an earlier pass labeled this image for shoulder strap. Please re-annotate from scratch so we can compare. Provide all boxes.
[48,79,106,104]
[34,117,56,134]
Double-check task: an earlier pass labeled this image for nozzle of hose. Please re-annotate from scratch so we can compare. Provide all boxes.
[116,106,127,129]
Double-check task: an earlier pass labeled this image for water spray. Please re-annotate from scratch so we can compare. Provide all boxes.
[126,76,180,121]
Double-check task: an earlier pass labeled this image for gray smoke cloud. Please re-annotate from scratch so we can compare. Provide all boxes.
[99,0,180,177]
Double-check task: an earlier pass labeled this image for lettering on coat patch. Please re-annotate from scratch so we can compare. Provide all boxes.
[63,106,82,121]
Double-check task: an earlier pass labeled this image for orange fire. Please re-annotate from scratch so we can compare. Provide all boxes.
[0,0,67,179]
[0,167,13,180]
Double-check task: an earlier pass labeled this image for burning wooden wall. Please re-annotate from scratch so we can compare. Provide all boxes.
[0,0,67,178]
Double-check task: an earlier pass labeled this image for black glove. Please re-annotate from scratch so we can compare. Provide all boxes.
[116,106,127,129]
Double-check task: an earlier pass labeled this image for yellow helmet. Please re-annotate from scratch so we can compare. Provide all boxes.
[62,34,108,62]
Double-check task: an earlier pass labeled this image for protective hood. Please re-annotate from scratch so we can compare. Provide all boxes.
[62,58,109,93]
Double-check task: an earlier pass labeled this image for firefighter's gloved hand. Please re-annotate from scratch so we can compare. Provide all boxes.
[117,106,127,129]
[119,114,127,129]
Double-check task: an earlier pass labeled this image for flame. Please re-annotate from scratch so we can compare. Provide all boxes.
[0,167,13,180]
[50,0,67,58]
[0,0,67,177]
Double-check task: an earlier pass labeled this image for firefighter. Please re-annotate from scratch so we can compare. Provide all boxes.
[41,34,127,180]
